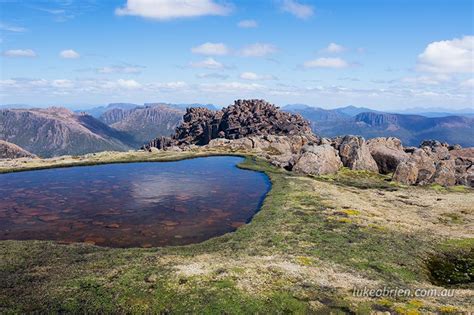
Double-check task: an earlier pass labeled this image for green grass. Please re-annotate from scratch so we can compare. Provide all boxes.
[0,156,472,313]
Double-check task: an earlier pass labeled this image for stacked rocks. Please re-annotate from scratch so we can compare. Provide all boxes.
[143,99,312,149]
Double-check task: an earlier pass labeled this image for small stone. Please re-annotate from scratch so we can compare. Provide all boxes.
[145,274,157,283]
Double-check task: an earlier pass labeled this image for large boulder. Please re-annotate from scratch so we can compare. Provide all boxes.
[432,159,456,186]
[292,144,343,175]
[453,157,474,187]
[367,137,409,174]
[393,148,438,185]
[335,135,379,172]
[420,140,450,160]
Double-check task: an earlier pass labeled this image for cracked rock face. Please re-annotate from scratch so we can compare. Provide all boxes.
[334,135,379,172]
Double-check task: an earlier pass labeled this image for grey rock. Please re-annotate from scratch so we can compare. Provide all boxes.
[293,144,343,175]
[337,135,379,172]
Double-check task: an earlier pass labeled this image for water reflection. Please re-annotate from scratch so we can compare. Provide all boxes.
[0,157,270,247]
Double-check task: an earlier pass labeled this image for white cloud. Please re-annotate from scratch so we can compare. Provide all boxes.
[199,81,265,93]
[116,79,141,89]
[303,57,349,69]
[52,79,74,88]
[323,43,346,53]
[417,35,474,73]
[240,43,277,57]
[281,0,314,19]
[97,65,143,74]
[461,78,474,88]
[238,19,258,28]
[189,57,224,69]
[240,72,276,80]
[2,49,37,57]
[59,49,80,59]
[115,0,232,20]
[191,42,229,55]
[401,74,450,85]
[196,72,229,79]
[150,81,188,90]
[0,23,27,32]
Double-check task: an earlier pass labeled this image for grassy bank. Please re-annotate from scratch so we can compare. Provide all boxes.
[0,149,248,174]
[1,153,473,313]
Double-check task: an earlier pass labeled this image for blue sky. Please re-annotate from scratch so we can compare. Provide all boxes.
[0,0,473,109]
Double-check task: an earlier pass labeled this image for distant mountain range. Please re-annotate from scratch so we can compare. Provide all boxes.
[75,102,218,118]
[1,102,472,157]
[98,104,184,145]
[283,104,474,147]
[0,107,136,157]
[0,103,214,157]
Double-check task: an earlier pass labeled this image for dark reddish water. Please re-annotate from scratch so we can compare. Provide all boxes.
[0,157,270,248]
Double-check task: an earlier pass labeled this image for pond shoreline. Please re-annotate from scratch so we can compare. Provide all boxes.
[1,155,271,248]
[0,149,250,174]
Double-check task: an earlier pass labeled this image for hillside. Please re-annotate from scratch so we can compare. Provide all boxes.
[99,104,184,145]
[285,105,474,146]
[0,107,135,157]
[0,140,36,159]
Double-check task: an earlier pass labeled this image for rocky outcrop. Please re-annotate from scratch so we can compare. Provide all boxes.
[144,99,312,150]
[141,99,472,187]
[293,144,342,175]
[0,140,36,159]
[392,140,473,187]
[333,135,379,172]
[367,137,409,174]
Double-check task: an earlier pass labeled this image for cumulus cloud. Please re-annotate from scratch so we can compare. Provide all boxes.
[0,23,27,32]
[59,49,80,59]
[115,0,232,20]
[191,42,229,55]
[322,43,346,53]
[97,65,143,74]
[240,72,276,80]
[303,57,349,69]
[281,0,314,19]
[189,57,224,69]
[237,19,258,28]
[2,49,37,57]
[417,35,473,73]
[239,43,277,57]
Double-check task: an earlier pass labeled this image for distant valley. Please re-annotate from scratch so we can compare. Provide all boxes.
[284,105,474,147]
